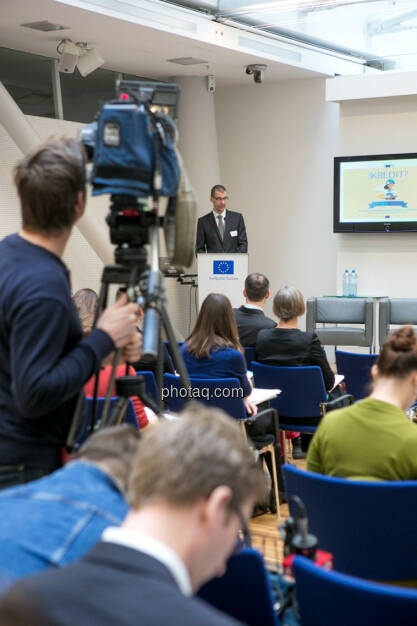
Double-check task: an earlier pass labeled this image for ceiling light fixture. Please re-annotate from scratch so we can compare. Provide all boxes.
[167,57,209,65]
[57,39,105,76]
[21,20,70,32]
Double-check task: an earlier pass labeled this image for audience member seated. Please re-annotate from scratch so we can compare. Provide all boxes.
[181,293,284,507]
[233,273,275,347]
[256,285,335,390]
[73,289,149,430]
[256,286,336,458]
[0,405,265,626]
[0,425,139,590]
[307,326,417,480]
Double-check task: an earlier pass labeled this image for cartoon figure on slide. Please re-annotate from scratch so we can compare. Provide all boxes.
[383,179,398,201]
[369,178,407,209]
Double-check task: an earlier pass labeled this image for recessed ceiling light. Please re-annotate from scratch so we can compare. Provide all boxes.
[20,21,70,32]
[167,57,209,65]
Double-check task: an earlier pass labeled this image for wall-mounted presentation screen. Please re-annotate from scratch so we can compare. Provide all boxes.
[334,153,417,232]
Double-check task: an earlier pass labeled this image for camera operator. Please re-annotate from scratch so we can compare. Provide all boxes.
[0,138,141,490]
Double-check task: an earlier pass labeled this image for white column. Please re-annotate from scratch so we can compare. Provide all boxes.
[0,82,111,266]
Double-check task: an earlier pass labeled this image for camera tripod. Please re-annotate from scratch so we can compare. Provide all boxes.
[66,222,191,451]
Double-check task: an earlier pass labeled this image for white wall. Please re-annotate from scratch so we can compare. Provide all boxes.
[214,78,340,326]
[337,96,417,300]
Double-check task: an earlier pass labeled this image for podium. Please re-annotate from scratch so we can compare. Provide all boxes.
[197,253,248,309]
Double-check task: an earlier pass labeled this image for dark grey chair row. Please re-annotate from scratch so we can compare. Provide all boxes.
[306,297,417,350]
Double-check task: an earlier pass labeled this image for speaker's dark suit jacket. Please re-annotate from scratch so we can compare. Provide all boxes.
[196,211,248,253]
[0,541,242,626]
[233,306,276,347]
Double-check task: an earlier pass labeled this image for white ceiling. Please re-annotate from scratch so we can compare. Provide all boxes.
[1,0,323,85]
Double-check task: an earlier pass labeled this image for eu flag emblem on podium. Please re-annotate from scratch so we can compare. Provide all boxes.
[213,260,234,275]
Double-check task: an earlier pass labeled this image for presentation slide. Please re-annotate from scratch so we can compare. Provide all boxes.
[340,158,417,223]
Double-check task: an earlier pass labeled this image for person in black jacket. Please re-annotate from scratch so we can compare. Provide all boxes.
[233,273,276,347]
[256,286,336,458]
[0,406,265,626]
[256,286,335,391]
[195,185,248,253]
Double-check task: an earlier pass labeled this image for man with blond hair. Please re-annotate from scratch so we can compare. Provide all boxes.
[0,405,266,625]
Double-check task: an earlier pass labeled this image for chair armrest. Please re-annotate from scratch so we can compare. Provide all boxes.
[319,394,354,416]
[379,298,389,348]
[243,407,280,442]
[306,297,316,333]
[364,298,374,346]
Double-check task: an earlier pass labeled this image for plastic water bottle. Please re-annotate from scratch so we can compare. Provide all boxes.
[350,269,358,297]
[342,269,350,297]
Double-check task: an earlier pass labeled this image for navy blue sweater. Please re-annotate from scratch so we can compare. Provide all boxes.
[181,344,252,397]
[0,234,114,468]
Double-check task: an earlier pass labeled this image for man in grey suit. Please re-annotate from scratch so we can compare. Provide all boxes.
[0,405,265,626]
[196,185,248,253]
[234,273,276,347]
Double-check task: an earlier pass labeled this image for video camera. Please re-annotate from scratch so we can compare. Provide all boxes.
[66,80,194,449]
[80,80,193,268]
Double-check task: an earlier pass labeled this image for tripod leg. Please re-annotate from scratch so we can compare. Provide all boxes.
[160,303,191,393]
[89,281,110,433]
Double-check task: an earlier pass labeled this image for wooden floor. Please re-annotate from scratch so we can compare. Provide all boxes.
[249,458,306,568]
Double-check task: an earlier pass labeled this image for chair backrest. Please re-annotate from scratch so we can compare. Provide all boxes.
[294,555,417,626]
[306,297,374,348]
[283,464,417,581]
[198,547,279,626]
[135,370,158,403]
[252,362,326,419]
[310,297,368,324]
[80,397,138,444]
[335,350,378,400]
[379,298,417,347]
[163,373,246,419]
[244,346,256,370]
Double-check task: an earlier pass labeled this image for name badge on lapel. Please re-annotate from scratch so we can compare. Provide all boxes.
[230,230,238,237]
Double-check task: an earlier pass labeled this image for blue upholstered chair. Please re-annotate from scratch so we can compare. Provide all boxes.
[78,397,138,444]
[294,555,417,626]
[135,370,158,404]
[335,350,378,400]
[252,363,352,436]
[283,464,417,582]
[198,547,279,626]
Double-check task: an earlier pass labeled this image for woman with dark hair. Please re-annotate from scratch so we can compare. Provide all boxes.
[182,293,256,415]
[307,325,417,480]
[182,293,284,509]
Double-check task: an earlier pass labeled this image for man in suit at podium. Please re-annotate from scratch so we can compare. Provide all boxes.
[195,185,248,253]
[234,273,276,347]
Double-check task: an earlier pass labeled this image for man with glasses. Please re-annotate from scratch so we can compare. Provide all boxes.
[0,405,265,626]
[195,185,248,253]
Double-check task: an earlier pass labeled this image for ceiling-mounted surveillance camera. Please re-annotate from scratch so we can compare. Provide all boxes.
[245,63,267,84]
